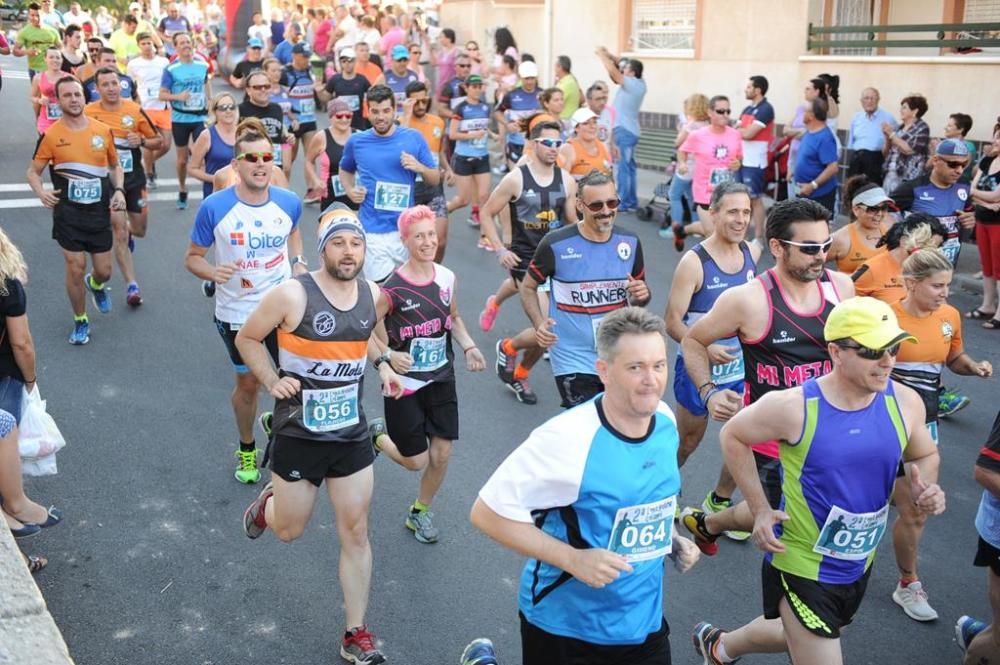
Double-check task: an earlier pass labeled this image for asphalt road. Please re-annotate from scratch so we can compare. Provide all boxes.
[1,55,997,665]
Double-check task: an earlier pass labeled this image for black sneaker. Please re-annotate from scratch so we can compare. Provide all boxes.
[176,190,188,210]
[202,280,216,297]
[507,379,537,405]
[495,338,516,384]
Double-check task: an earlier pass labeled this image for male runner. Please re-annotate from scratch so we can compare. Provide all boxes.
[75,37,104,85]
[83,48,138,103]
[108,15,141,71]
[239,207,402,665]
[354,41,382,86]
[693,296,945,665]
[158,2,191,57]
[59,24,85,74]
[373,44,418,116]
[679,198,853,552]
[184,125,305,483]
[664,182,759,468]
[229,37,265,90]
[27,76,126,345]
[127,32,171,189]
[238,70,292,173]
[13,3,59,80]
[400,81,452,261]
[339,84,439,282]
[318,46,370,131]
[478,122,577,404]
[283,42,319,180]
[85,67,162,307]
[472,306,700,665]
[437,51,469,121]
[495,61,541,171]
[737,75,775,240]
[159,32,211,210]
[368,205,486,543]
[521,170,649,407]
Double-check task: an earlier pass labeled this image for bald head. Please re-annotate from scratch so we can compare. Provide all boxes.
[860,87,880,113]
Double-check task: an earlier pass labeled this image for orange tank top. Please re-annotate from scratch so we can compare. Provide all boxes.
[835,222,887,274]
[566,137,612,177]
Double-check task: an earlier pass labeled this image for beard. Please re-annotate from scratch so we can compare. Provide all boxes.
[324,256,363,281]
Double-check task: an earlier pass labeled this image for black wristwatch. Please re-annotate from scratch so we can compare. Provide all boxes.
[114,187,125,194]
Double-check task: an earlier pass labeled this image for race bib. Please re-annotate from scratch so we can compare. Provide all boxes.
[118,150,134,173]
[302,384,360,432]
[409,336,448,373]
[812,504,889,561]
[710,168,733,186]
[374,181,411,212]
[273,149,283,167]
[47,102,63,120]
[340,95,360,111]
[711,356,745,384]
[182,91,205,111]
[927,421,939,446]
[330,174,346,197]
[299,98,316,117]
[67,177,102,205]
[608,495,676,562]
[145,86,160,101]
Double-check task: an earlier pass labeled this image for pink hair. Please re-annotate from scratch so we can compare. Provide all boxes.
[397,205,436,239]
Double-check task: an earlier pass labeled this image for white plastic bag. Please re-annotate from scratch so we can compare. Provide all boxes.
[18,385,66,477]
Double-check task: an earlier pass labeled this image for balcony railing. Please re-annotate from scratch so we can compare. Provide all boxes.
[807,22,1000,51]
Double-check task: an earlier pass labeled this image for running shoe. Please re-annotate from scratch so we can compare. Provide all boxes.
[69,319,90,345]
[303,188,322,204]
[491,165,507,176]
[369,417,386,456]
[479,295,499,332]
[258,411,273,439]
[507,379,538,405]
[938,387,971,418]
[242,481,273,539]
[892,580,939,621]
[658,223,674,239]
[956,615,987,654]
[672,223,686,253]
[680,508,719,556]
[126,284,143,307]
[176,190,188,210]
[147,173,157,190]
[234,448,261,484]
[341,626,386,665]
[202,280,216,297]
[703,491,751,542]
[477,236,494,251]
[461,638,499,665]
[692,622,731,665]
[405,509,439,544]
[127,233,135,253]
[84,273,112,314]
[495,339,516,384]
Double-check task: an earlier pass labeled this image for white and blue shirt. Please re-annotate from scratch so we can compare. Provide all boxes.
[190,186,302,324]
[161,59,210,123]
[479,397,680,645]
[976,411,1000,550]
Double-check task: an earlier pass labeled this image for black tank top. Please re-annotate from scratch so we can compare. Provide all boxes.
[273,274,375,443]
[322,128,357,210]
[509,164,566,261]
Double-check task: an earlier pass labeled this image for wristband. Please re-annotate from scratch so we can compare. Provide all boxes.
[702,388,720,408]
[114,187,125,194]
[464,346,478,354]
[810,180,818,189]
[697,381,717,397]
[24,377,36,383]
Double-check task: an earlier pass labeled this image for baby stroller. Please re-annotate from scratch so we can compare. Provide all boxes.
[765,135,793,202]
[636,163,675,224]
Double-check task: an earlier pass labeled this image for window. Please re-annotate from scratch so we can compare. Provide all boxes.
[962,0,1000,54]
[829,0,877,56]
[629,0,696,54]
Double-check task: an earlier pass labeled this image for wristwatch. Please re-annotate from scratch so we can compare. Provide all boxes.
[114,186,125,194]
[373,349,392,370]
[290,255,308,268]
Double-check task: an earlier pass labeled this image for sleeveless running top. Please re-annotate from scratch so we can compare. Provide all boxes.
[835,222,887,274]
[320,128,355,210]
[509,164,567,263]
[770,378,907,585]
[742,269,842,457]
[566,137,612,177]
[283,65,316,124]
[203,125,234,198]
[273,274,375,443]
[37,72,62,133]
[381,264,457,394]
[384,68,419,115]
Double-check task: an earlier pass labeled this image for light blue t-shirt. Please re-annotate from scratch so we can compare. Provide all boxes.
[613,76,647,136]
[161,60,210,124]
[848,108,896,152]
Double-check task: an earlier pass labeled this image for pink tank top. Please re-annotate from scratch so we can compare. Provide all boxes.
[37,72,62,133]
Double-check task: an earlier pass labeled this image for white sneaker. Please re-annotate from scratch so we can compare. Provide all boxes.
[892,581,939,621]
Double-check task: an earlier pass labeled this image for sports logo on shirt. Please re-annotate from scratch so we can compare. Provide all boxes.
[617,241,631,261]
[941,321,953,340]
[91,134,105,150]
[313,311,337,337]
[122,115,135,129]
[439,286,452,306]
[958,189,968,202]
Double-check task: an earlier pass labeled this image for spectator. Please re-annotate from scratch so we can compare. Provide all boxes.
[970,121,1000,328]
[585,81,615,157]
[793,97,840,212]
[553,55,581,120]
[668,93,709,240]
[930,113,977,182]
[882,93,930,194]
[848,86,896,184]
[493,54,517,103]
[430,28,458,96]
[784,78,830,189]
[95,5,116,39]
[356,15,380,50]
[380,15,406,61]
[596,46,646,212]
[737,75,775,239]
[464,39,484,76]
[312,7,332,59]
[816,72,841,139]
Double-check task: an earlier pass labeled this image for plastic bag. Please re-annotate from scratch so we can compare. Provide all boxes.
[18,385,66,477]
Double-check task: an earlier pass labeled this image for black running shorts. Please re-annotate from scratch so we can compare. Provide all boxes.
[52,212,113,254]
[269,432,375,486]
[384,380,459,457]
[975,536,1000,577]
[519,612,671,665]
[452,154,490,176]
[761,558,870,639]
[214,318,278,373]
[172,121,204,147]
[124,184,147,213]
[554,372,604,409]
[754,450,783,511]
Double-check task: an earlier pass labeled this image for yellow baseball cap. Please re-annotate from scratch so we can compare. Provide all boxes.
[824,297,917,349]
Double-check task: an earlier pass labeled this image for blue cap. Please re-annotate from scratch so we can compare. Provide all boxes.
[248,37,264,49]
[391,44,409,61]
[291,42,311,56]
[935,138,970,157]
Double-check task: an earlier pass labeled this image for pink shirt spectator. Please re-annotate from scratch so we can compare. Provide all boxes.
[313,19,332,57]
[380,27,405,59]
[679,125,743,205]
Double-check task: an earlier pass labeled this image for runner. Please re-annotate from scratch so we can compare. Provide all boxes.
[354,41,382,86]
[239,206,403,665]
[184,123,305,483]
[374,44,418,116]
[471,307,700,665]
[284,42,319,183]
[263,57,295,176]
[187,91,238,198]
[210,118,290,194]
[160,32,211,210]
[158,2,191,58]
[304,99,357,214]
[13,3,60,80]
[317,46,371,132]
[827,177,891,274]
[228,37,265,91]
[664,182,760,469]
[558,107,613,177]
[83,48,138,103]
[445,74,492,242]
[59,24,85,74]
[127,32,171,189]
[477,121,577,405]
[368,205,486,543]
[852,213,948,303]
[85,66,162,307]
[495,60,541,172]
[238,70,291,177]
[678,198,853,554]
[29,47,64,135]
[108,15,141,70]
[693,296,945,665]
[400,81,452,261]
[521,170,649,407]
[74,37,104,88]
[737,76,776,240]
[338,84,440,283]
[26,76,125,345]
[888,248,992,622]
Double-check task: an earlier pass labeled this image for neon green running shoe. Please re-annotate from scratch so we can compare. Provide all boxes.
[702,491,751,542]
[234,448,261,484]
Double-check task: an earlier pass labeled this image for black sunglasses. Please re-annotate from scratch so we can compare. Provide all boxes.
[941,159,968,170]
[582,198,621,212]
[836,341,901,360]
[862,204,889,214]
[713,108,731,115]
[779,238,833,255]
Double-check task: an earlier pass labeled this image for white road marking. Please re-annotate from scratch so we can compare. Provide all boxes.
[0,190,204,209]
[0,178,184,193]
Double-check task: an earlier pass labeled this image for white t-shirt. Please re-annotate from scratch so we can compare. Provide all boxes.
[127,55,170,110]
[333,15,358,53]
[247,24,270,44]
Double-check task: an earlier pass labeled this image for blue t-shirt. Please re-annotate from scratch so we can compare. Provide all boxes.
[161,60,210,123]
[478,397,680,645]
[84,74,137,103]
[891,174,971,266]
[498,87,540,146]
[384,68,419,115]
[613,76,647,136]
[339,126,436,234]
[452,99,491,158]
[795,126,839,198]
[273,40,293,65]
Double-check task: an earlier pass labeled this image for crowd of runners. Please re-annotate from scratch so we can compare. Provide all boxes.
[3,1,1000,664]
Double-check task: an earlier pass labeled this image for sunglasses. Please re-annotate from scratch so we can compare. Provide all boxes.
[583,197,621,212]
[836,341,901,360]
[339,57,355,62]
[249,84,270,90]
[455,63,470,68]
[215,103,237,112]
[713,108,731,115]
[236,152,274,163]
[466,45,479,51]
[534,138,563,149]
[779,238,833,255]
[333,112,353,119]
[941,159,967,170]
[862,204,888,213]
